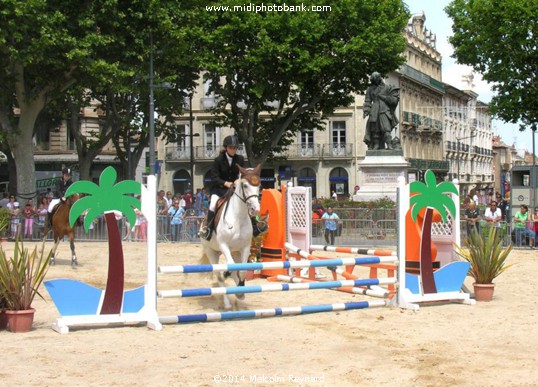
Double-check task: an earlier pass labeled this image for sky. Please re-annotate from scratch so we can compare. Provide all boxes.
[404,0,528,150]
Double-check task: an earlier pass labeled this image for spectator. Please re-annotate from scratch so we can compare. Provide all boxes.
[178,194,186,209]
[165,191,173,207]
[312,208,324,237]
[513,204,535,248]
[464,200,481,235]
[322,206,340,245]
[496,192,508,221]
[10,201,21,239]
[471,189,479,206]
[195,188,203,216]
[483,201,502,238]
[23,201,35,239]
[6,194,16,210]
[533,207,538,242]
[331,190,337,201]
[183,190,192,209]
[35,196,49,237]
[168,199,185,242]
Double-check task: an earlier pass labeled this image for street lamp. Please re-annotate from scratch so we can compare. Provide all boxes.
[189,94,195,190]
[149,34,156,176]
[148,33,173,176]
[456,134,476,182]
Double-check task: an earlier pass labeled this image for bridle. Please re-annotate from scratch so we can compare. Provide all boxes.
[234,175,260,208]
[221,172,260,229]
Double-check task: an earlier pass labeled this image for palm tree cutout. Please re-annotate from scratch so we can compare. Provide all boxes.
[410,170,458,294]
[65,166,141,314]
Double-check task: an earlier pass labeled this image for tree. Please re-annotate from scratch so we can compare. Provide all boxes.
[410,170,458,294]
[66,166,141,314]
[0,0,117,200]
[0,0,202,199]
[446,0,538,131]
[201,0,410,166]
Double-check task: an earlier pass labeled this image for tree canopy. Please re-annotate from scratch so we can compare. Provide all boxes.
[0,0,202,198]
[446,0,538,131]
[201,0,410,166]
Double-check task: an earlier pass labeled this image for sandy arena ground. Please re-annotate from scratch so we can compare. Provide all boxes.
[0,240,537,387]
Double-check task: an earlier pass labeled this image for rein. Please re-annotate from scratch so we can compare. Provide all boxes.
[222,174,259,229]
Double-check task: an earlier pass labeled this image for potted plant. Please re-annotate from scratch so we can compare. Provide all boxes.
[0,239,51,332]
[0,207,10,242]
[455,226,513,301]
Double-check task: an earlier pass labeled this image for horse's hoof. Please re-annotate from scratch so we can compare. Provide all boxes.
[224,271,232,278]
[49,259,55,266]
[71,260,78,267]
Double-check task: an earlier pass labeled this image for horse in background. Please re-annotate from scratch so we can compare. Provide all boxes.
[200,164,261,310]
[45,194,80,267]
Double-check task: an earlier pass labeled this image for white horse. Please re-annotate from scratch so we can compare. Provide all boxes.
[201,164,261,310]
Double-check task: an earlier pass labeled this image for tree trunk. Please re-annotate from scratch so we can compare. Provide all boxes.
[77,157,93,182]
[7,103,42,202]
[420,208,437,294]
[100,212,125,314]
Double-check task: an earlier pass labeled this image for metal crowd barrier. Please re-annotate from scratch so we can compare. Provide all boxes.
[9,214,533,249]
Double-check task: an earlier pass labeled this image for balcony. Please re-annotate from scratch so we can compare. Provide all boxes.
[200,96,221,110]
[322,143,353,158]
[165,146,192,161]
[165,143,352,162]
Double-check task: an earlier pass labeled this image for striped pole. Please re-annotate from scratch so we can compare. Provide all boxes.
[274,275,389,298]
[285,242,398,263]
[158,277,396,298]
[159,255,397,275]
[159,300,387,324]
[309,244,397,257]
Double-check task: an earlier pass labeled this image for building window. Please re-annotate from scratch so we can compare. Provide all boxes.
[299,129,314,156]
[331,121,346,156]
[204,124,219,158]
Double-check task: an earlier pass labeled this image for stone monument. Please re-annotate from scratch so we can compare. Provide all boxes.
[353,72,408,201]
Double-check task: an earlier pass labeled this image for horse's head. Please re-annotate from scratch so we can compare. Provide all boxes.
[236,164,262,217]
[65,193,80,206]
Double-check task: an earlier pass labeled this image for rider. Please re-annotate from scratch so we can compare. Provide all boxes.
[199,135,245,240]
[46,167,73,228]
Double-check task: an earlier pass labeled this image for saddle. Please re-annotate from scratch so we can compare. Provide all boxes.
[205,187,235,234]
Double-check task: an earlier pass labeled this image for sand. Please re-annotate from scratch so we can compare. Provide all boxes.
[0,240,537,387]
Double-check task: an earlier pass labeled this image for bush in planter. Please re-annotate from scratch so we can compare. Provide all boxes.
[455,227,513,301]
[0,239,52,331]
[0,207,10,239]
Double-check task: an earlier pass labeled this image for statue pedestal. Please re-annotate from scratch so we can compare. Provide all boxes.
[353,150,408,201]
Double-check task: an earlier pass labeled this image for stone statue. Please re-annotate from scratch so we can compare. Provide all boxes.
[363,72,400,150]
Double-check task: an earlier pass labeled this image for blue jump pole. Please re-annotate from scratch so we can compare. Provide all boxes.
[158,277,397,298]
[159,256,397,274]
[159,300,387,324]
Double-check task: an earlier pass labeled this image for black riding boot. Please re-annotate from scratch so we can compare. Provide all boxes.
[45,212,53,229]
[200,210,215,240]
[251,217,268,237]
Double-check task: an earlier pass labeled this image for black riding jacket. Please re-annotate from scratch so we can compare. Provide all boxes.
[209,151,245,197]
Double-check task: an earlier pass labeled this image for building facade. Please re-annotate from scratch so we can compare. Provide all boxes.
[3,11,504,203]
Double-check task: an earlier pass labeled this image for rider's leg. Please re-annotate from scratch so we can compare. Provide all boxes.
[200,195,218,240]
[46,199,60,229]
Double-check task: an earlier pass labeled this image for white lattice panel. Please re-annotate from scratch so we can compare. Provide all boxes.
[286,185,312,251]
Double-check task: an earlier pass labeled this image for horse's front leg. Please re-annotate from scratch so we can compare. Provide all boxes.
[233,247,251,301]
[69,234,78,267]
